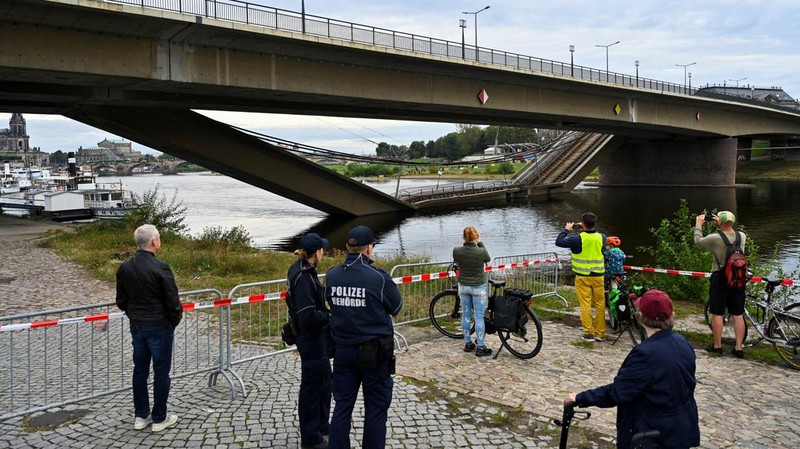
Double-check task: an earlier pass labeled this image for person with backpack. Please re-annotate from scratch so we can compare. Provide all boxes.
[286,233,333,449]
[604,236,626,290]
[694,210,748,358]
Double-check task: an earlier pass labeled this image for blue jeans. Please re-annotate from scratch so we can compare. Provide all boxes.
[329,343,393,449]
[130,322,174,423]
[459,283,488,346]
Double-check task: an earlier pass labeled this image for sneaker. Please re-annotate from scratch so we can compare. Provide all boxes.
[152,414,178,432]
[463,342,476,352]
[704,345,723,355]
[133,415,152,430]
[593,335,605,342]
[475,346,492,357]
[300,437,328,449]
[581,334,595,341]
[733,349,744,359]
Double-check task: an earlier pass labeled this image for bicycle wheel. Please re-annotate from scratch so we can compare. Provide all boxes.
[627,317,647,345]
[429,290,465,339]
[767,303,800,370]
[498,307,543,359]
[605,295,619,331]
[704,300,749,344]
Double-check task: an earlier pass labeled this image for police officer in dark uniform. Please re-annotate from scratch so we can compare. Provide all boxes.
[325,226,403,449]
[287,233,332,449]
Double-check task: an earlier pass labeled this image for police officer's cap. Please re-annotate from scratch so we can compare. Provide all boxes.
[347,225,377,247]
[299,233,329,253]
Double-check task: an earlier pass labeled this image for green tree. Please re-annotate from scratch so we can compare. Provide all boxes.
[127,186,188,236]
[408,140,427,159]
[456,124,484,156]
[49,150,67,166]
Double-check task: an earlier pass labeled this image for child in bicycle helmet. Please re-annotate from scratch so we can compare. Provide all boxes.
[604,236,626,288]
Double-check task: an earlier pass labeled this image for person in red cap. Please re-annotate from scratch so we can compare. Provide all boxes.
[564,290,700,449]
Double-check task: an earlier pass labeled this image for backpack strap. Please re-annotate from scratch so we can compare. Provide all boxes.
[715,231,731,271]
[717,230,732,246]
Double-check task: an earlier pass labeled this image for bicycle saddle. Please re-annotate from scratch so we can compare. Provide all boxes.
[489,279,506,288]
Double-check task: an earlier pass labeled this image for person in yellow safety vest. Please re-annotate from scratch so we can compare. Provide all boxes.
[556,212,608,342]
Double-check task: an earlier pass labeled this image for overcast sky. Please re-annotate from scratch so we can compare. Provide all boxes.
[7,0,799,156]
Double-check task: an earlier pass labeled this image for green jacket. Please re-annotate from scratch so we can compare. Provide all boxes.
[453,242,490,287]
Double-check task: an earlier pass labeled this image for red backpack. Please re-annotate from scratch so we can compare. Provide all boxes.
[718,231,748,289]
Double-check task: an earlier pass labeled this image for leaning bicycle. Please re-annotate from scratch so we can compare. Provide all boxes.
[605,271,648,346]
[704,277,800,370]
[429,270,544,359]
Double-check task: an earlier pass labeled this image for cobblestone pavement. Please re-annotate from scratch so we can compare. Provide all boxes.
[1,217,798,448]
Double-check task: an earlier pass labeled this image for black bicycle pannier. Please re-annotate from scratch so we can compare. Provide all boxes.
[493,295,523,331]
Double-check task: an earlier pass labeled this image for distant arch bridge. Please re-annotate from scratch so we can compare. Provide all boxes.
[92,160,192,176]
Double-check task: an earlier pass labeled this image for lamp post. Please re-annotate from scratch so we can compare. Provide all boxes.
[301,0,305,34]
[688,72,692,90]
[462,6,490,60]
[675,61,696,88]
[459,19,467,59]
[594,40,620,73]
[569,45,575,76]
[727,77,747,88]
[635,60,639,86]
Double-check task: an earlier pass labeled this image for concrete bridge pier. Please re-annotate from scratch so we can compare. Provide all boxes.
[598,138,738,186]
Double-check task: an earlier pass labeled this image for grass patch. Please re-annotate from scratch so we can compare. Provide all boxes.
[735,160,800,181]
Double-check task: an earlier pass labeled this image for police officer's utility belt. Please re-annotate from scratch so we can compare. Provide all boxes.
[357,335,395,375]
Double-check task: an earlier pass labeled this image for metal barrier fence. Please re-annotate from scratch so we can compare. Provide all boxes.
[389,261,455,326]
[491,252,568,307]
[222,279,294,398]
[0,289,225,421]
[0,254,568,420]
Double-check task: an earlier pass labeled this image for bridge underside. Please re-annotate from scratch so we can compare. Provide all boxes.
[64,106,415,216]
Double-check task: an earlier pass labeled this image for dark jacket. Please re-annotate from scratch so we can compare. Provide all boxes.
[325,252,403,345]
[452,242,490,286]
[286,258,329,336]
[116,250,182,327]
[575,330,700,449]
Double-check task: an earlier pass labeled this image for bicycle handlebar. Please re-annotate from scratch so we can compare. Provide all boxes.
[631,430,661,447]
[556,401,591,449]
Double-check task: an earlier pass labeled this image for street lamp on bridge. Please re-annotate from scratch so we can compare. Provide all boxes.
[675,61,696,89]
[462,6,490,61]
[688,72,692,90]
[727,77,747,88]
[594,40,619,73]
[459,19,467,59]
[569,45,575,76]
[635,60,639,86]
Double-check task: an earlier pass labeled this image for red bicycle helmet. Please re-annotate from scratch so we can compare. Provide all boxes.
[606,236,621,247]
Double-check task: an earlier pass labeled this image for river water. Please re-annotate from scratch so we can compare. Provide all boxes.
[103,173,800,273]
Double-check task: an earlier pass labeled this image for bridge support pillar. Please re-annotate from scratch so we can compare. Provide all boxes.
[598,138,737,186]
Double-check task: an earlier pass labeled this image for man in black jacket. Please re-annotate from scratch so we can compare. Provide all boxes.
[116,224,183,433]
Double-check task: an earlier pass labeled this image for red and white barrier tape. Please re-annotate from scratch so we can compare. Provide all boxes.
[623,265,797,286]
[1,257,561,332]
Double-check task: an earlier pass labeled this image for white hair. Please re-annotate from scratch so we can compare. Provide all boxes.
[134,224,159,250]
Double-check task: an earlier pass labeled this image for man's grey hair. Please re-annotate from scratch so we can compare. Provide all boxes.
[134,224,160,250]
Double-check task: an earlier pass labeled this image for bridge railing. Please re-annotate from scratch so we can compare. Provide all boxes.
[107,0,697,96]
[398,180,513,203]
